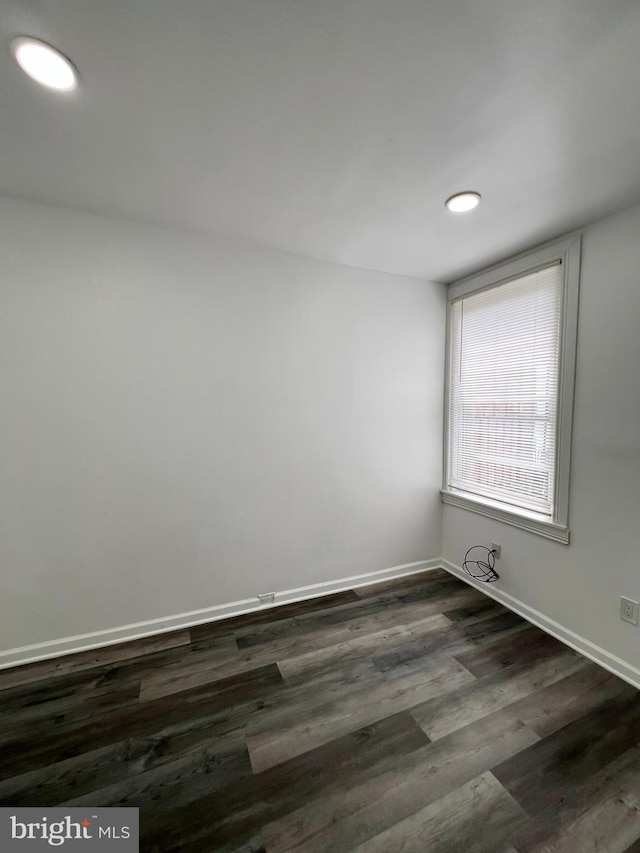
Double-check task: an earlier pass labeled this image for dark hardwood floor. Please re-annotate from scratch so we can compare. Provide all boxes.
[2,569,640,852]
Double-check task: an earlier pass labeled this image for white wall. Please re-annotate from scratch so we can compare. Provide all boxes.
[442,202,640,671]
[0,196,446,652]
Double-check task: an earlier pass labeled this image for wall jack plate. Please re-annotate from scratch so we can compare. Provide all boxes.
[258,592,275,605]
[620,597,639,625]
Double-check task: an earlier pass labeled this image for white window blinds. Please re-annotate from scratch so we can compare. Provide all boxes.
[447,262,562,516]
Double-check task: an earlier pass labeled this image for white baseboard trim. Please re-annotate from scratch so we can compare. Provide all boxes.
[4,556,638,691]
[0,558,442,671]
[440,559,640,691]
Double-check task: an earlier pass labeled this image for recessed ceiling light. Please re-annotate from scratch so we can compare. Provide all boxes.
[11,37,78,91]
[445,191,481,213]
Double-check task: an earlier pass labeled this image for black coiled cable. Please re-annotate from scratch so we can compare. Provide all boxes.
[462,545,499,583]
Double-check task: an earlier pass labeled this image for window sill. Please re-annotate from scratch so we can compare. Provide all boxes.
[440,489,570,544]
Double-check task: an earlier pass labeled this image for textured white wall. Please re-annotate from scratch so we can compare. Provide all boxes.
[442,202,640,669]
[0,196,446,651]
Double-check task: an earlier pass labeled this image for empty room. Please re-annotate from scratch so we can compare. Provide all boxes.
[1,1,640,851]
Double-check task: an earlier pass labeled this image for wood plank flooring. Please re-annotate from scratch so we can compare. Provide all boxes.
[1,569,640,852]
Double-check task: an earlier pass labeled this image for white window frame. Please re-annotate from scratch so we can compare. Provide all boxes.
[441,234,581,544]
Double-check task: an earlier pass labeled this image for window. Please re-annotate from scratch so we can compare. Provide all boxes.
[442,236,581,543]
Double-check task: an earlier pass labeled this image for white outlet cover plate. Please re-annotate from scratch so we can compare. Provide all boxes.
[620,597,639,625]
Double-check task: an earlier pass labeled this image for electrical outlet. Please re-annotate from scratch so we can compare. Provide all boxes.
[620,597,639,625]
[490,542,501,559]
[258,592,275,605]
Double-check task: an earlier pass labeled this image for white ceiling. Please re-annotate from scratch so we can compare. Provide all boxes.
[1,0,640,282]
